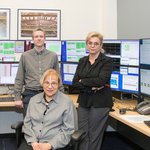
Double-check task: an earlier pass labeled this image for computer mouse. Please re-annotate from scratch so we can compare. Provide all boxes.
[119,108,126,114]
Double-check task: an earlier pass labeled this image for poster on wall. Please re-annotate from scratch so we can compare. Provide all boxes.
[17,9,61,40]
[0,8,10,40]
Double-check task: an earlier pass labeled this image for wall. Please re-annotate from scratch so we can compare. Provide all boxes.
[117,0,150,39]
[1,0,117,40]
[0,0,117,133]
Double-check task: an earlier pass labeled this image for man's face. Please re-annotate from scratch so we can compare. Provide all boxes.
[32,31,45,48]
[43,75,59,99]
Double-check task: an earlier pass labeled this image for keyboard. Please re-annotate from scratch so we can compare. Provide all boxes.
[0,95,15,102]
[144,120,150,127]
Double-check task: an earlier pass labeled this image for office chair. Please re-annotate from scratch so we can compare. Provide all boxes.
[11,121,85,150]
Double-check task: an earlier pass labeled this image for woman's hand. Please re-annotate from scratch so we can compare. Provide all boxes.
[31,142,40,150]
[38,143,52,150]
[31,142,52,150]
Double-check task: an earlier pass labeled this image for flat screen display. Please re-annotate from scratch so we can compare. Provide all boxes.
[103,39,121,58]
[140,39,150,68]
[103,39,139,67]
[0,40,25,62]
[61,62,78,85]
[0,63,19,85]
[45,40,61,61]
[61,40,88,62]
[140,69,150,96]
[120,40,139,66]
[110,66,139,94]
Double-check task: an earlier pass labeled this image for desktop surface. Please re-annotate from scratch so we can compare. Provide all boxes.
[110,99,150,137]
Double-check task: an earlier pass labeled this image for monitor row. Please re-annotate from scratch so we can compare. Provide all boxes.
[0,39,150,67]
[0,62,149,98]
[0,39,150,98]
[61,63,139,93]
[1,39,149,66]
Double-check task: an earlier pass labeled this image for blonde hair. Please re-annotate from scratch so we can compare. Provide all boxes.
[86,31,104,53]
[86,31,103,44]
[40,69,60,87]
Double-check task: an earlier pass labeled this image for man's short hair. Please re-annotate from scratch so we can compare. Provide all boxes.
[32,28,46,38]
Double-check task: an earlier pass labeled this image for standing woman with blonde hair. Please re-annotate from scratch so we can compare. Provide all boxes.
[72,31,113,150]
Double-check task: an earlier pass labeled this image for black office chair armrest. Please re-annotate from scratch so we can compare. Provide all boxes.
[70,130,85,150]
[11,121,23,130]
[71,130,85,141]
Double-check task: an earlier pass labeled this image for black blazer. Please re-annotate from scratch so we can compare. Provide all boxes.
[72,53,113,108]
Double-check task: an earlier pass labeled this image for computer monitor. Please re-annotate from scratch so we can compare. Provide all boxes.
[0,63,19,85]
[138,38,150,102]
[0,40,25,62]
[120,40,140,66]
[103,39,121,56]
[103,39,121,67]
[140,69,150,96]
[61,62,78,85]
[103,39,140,67]
[45,40,61,61]
[119,66,139,94]
[110,66,139,94]
[61,40,88,62]
[140,39,150,67]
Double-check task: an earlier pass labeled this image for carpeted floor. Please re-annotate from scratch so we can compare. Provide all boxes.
[101,132,143,150]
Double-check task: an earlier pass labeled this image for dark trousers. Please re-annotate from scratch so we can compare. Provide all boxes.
[78,106,110,150]
[22,89,43,115]
[18,138,70,150]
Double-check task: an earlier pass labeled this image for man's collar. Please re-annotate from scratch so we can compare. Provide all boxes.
[33,47,45,55]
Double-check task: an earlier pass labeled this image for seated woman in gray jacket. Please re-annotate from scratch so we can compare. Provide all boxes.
[18,69,77,150]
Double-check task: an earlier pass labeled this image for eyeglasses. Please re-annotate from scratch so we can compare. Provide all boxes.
[43,81,58,87]
[87,42,100,47]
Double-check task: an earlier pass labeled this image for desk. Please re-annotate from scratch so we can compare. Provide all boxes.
[0,94,78,108]
[0,95,15,107]
[0,102,15,107]
[110,99,150,137]
[109,100,150,150]
[0,94,150,149]
[109,104,150,137]
[67,94,78,107]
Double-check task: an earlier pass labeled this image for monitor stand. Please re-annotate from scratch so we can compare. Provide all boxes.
[112,91,133,100]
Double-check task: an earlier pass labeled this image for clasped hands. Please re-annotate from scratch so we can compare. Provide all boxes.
[31,142,52,150]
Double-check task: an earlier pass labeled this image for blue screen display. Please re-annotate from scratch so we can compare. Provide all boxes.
[110,66,139,94]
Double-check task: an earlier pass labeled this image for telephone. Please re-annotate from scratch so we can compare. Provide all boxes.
[136,100,150,115]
